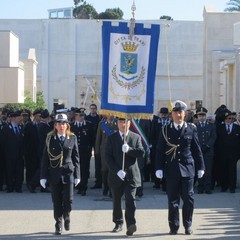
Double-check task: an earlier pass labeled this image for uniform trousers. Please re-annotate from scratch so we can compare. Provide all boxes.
[25,155,39,185]
[0,156,6,189]
[136,157,144,196]
[198,151,214,192]
[6,156,24,191]
[111,182,137,228]
[78,147,92,191]
[219,156,238,191]
[166,174,194,231]
[51,180,73,228]
[94,152,102,186]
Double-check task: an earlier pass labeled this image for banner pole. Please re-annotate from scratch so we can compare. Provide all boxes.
[122,115,128,170]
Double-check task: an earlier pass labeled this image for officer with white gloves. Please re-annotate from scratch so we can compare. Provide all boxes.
[155,100,205,236]
[40,114,80,235]
[105,118,145,236]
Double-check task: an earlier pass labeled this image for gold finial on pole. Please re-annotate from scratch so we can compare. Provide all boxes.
[129,0,136,40]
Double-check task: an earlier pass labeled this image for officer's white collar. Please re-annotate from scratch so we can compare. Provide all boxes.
[119,130,129,137]
[173,122,184,129]
[57,133,66,138]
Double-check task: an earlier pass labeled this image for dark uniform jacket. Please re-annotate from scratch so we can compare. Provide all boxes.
[85,114,101,146]
[196,121,216,154]
[215,123,240,160]
[105,131,145,188]
[156,121,205,178]
[95,119,118,170]
[24,121,39,162]
[41,133,80,185]
[70,120,94,153]
[38,122,52,160]
[1,122,24,159]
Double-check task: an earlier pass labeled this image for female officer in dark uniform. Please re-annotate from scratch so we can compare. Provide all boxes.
[40,113,80,235]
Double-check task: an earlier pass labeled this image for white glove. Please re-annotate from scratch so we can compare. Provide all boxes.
[40,179,47,189]
[74,179,80,187]
[122,143,130,153]
[155,170,163,179]
[198,170,205,178]
[117,170,126,181]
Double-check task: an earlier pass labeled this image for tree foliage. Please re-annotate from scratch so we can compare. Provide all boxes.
[73,1,98,19]
[73,0,84,6]
[73,1,124,19]
[98,8,124,19]
[4,91,46,113]
[160,15,173,21]
[224,0,240,12]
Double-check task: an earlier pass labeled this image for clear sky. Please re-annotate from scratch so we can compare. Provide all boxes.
[0,0,229,21]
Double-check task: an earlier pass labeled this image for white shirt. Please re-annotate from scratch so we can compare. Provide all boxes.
[57,133,66,139]
[119,131,129,141]
[173,122,184,130]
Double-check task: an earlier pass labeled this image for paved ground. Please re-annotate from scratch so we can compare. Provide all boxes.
[1,157,240,240]
[0,178,240,240]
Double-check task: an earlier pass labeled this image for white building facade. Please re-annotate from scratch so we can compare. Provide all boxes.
[0,7,239,114]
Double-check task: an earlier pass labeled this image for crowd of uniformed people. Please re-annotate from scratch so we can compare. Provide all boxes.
[0,103,240,196]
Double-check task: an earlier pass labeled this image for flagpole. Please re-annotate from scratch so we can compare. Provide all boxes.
[122,0,136,171]
[122,115,128,170]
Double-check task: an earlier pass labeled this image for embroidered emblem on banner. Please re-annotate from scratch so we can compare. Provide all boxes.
[110,38,146,102]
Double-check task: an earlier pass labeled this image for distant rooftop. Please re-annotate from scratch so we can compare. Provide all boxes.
[48,7,74,19]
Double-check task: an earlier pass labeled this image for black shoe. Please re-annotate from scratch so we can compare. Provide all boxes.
[221,188,227,192]
[185,227,193,235]
[112,224,122,233]
[169,230,178,235]
[103,188,108,196]
[64,220,70,231]
[6,189,13,193]
[27,183,36,193]
[55,226,62,235]
[77,189,82,194]
[126,224,137,236]
[197,190,204,194]
[41,187,50,193]
[81,190,86,196]
[91,185,102,189]
[15,188,22,193]
[153,184,160,189]
[205,190,212,194]
[230,189,235,193]
[137,192,143,197]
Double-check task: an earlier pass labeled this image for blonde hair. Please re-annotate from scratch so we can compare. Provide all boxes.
[48,122,74,138]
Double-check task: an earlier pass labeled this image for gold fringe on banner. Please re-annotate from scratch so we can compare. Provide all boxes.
[99,109,153,120]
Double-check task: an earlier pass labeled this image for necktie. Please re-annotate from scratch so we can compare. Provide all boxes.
[14,126,19,135]
[122,134,125,143]
[201,122,204,128]
[227,125,231,134]
[177,125,181,131]
[60,136,65,143]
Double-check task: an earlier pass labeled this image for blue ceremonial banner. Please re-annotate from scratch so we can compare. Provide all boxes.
[100,21,160,119]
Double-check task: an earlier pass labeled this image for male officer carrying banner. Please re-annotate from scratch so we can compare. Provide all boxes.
[155,100,205,235]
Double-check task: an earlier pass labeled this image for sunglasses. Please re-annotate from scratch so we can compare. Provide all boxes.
[226,117,233,120]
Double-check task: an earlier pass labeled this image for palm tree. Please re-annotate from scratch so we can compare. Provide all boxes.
[224,0,240,12]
